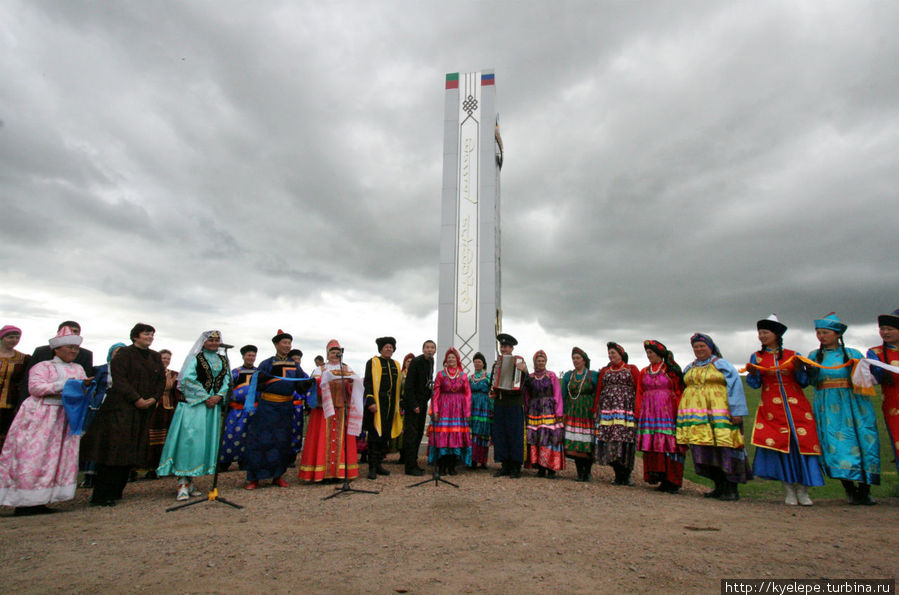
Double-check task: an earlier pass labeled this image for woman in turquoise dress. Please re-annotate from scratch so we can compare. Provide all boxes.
[808,313,880,505]
[157,330,231,501]
[468,352,493,469]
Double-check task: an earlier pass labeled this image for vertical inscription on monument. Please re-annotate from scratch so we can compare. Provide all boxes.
[454,73,481,366]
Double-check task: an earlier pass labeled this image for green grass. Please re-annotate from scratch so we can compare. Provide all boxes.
[673,379,897,502]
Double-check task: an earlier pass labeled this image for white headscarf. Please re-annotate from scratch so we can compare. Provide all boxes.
[177,330,222,390]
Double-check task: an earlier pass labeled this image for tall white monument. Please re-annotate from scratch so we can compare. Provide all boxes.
[438,70,503,371]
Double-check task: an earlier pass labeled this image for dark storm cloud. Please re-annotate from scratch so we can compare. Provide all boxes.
[1,0,896,359]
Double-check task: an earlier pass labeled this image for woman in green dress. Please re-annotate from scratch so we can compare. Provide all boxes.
[560,347,598,481]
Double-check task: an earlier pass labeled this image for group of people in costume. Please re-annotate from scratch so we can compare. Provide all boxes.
[0,307,896,515]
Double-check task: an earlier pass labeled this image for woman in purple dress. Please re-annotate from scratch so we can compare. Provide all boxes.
[523,350,564,478]
[427,348,471,475]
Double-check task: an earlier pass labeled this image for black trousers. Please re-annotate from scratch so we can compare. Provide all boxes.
[367,431,391,467]
[91,464,131,503]
[402,408,427,471]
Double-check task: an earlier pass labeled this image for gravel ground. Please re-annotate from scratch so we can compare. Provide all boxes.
[1,455,896,594]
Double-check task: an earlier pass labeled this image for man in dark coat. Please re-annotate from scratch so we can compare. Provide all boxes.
[19,320,94,405]
[363,337,402,480]
[83,323,165,506]
[490,333,528,479]
[401,340,436,476]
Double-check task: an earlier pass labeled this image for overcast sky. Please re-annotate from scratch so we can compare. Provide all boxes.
[2,1,897,372]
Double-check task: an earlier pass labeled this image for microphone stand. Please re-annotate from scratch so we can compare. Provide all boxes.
[407,378,459,489]
[323,349,379,500]
[167,344,243,512]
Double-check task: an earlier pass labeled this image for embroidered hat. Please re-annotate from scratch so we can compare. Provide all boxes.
[272,329,292,343]
[49,325,82,349]
[814,312,847,334]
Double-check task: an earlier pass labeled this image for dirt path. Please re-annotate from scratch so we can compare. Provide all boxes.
[1,458,896,594]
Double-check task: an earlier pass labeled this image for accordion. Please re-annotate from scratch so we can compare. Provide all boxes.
[491,355,523,392]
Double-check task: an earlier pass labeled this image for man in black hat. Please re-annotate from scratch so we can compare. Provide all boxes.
[402,340,436,476]
[363,337,403,479]
[244,330,306,489]
[402,339,437,476]
[490,333,528,478]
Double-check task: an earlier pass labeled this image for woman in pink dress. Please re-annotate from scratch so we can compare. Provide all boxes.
[427,348,472,475]
[0,327,88,515]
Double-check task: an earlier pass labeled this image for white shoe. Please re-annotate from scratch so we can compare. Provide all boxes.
[187,483,203,497]
[783,482,798,506]
[795,484,813,506]
[176,485,190,501]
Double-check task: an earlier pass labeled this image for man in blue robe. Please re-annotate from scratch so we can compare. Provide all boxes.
[218,344,257,472]
[244,331,307,489]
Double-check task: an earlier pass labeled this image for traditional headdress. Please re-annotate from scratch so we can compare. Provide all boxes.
[107,342,126,363]
[179,330,223,390]
[472,351,487,367]
[607,342,628,363]
[240,344,258,356]
[0,325,21,339]
[571,346,590,369]
[49,325,82,349]
[443,347,462,369]
[533,350,548,365]
[376,336,396,351]
[326,339,342,352]
[643,339,683,381]
[878,308,899,330]
[272,329,292,343]
[496,333,517,347]
[690,333,722,358]
[757,313,787,336]
[814,312,847,334]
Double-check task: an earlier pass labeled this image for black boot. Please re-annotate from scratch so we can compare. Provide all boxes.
[448,457,457,476]
[841,480,857,504]
[583,460,593,482]
[546,469,557,479]
[574,459,585,482]
[719,480,740,501]
[854,483,876,506]
[367,464,377,480]
[536,466,546,478]
[376,464,391,476]
[494,462,510,477]
[704,471,725,498]
[510,462,522,479]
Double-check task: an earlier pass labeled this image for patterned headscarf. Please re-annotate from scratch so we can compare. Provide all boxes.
[690,333,722,358]
[643,339,683,381]
[571,346,590,369]
[607,342,628,363]
[532,349,548,366]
